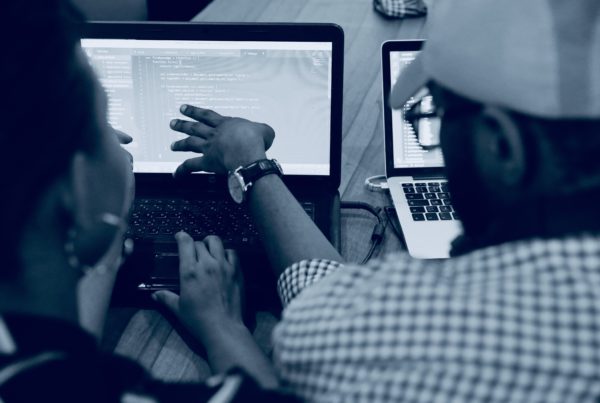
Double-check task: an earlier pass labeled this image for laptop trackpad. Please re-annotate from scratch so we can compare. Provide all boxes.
[153,253,179,276]
[116,241,180,292]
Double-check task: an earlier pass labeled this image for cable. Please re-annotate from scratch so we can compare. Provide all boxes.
[340,201,387,264]
[384,206,405,243]
[364,175,389,192]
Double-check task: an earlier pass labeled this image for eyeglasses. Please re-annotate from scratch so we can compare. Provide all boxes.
[403,89,443,150]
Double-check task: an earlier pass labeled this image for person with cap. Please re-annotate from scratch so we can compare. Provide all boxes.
[159,0,600,401]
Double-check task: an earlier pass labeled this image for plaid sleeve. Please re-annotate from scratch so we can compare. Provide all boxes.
[373,0,427,18]
[277,259,343,306]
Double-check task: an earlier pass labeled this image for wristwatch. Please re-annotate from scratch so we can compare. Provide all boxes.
[227,159,283,204]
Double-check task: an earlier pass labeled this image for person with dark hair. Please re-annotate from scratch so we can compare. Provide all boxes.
[0,1,293,401]
[156,0,600,401]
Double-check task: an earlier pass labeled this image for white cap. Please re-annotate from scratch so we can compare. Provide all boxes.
[390,0,600,119]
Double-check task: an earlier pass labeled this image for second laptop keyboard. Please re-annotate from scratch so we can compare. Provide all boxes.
[402,182,459,222]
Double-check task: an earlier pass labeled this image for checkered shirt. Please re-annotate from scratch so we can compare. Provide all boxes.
[273,234,600,402]
[373,0,427,18]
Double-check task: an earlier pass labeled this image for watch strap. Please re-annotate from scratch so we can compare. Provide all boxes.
[238,159,282,185]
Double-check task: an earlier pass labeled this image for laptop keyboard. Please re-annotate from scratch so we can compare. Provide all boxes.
[402,182,459,222]
[128,198,316,245]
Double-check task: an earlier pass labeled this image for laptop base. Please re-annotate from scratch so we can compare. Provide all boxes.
[388,176,462,259]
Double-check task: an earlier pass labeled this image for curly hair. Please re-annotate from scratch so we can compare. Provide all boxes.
[0,0,97,279]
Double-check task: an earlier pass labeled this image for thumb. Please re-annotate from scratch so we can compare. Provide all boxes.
[152,290,180,313]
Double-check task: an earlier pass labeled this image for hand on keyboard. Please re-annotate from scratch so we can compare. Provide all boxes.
[152,232,244,336]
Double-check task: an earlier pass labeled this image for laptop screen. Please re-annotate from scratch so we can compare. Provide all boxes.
[389,50,444,169]
[81,38,332,176]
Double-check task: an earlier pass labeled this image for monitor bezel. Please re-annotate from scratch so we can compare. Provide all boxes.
[82,22,343,191]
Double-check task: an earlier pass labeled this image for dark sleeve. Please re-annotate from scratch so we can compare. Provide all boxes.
[104,355,300,403]
[143,370,301,403]
[0,353,298,403]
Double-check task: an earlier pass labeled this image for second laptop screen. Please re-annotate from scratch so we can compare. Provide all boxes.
[390,50,444,169]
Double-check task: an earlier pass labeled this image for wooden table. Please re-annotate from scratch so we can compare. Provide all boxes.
[107,0,427,382]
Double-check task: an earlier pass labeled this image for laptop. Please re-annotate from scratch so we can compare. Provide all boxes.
[80,22,343,303]
[381,40,462,259]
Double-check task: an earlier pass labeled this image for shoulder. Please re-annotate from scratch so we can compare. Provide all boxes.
[273,236,600,401]
[278,251,447,317]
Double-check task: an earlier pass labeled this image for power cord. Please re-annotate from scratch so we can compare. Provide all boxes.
[383,206,405,243]
[340,201,387,264]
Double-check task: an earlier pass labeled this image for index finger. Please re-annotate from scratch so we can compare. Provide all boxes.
[173,156,217,178]
[180,104,224,127]
[113,127,133,144]
[175,231,196,273]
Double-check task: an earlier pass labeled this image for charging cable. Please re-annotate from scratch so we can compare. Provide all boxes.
[364,175,389,192]
[340,201,387,264]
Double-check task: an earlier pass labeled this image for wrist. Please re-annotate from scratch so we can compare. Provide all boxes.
[227,158,282,204]
[188,314,247,344]
[246,170,280,200]
[225,152,267,172]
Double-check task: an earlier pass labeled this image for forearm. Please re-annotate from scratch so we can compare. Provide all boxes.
[248,174,343,277]
[193,319,279,389]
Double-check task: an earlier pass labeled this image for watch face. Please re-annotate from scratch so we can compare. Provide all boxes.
[228,172,245,204]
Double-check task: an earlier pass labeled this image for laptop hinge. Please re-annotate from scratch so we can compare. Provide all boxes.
[412,173,446,180]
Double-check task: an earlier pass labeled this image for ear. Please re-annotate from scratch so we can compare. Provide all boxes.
[472,106,527,190]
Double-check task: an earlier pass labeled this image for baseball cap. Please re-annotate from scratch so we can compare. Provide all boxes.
[389,0,600,119]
